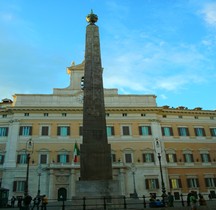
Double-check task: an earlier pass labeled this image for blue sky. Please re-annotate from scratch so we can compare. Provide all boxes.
[0,0,216,110]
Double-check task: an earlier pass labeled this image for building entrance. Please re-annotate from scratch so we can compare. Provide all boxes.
[58,187,67,201]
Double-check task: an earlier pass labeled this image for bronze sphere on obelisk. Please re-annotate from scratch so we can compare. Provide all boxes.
[86,9,98,24]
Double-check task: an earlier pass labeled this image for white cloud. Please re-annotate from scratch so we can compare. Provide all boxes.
[159,94,167,100]
[201,2,216,27]
[0,12,14,22]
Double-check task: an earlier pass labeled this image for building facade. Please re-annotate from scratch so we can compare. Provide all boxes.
[0,61,216,201]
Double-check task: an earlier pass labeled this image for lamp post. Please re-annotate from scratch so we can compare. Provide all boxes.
[37,165,42,197]
[157,153,166,205]
[24,139,34,196]
[130,164,138,198]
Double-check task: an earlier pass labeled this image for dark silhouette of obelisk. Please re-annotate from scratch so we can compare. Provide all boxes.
[80,11,113,181]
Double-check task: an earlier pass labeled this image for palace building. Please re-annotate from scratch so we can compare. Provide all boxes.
[0,60,216,200]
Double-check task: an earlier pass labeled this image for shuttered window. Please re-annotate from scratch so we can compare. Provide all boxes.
[57,126,70,136]
[161,127,173,136]
[19,126,32,136]
[41,126,49,136]
[178,127,189,136]
[57,154,69,163]
[139,126,152,136]
[145,179,159,189]
[0,127,9,137]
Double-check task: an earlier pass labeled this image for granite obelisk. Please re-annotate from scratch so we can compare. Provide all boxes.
[80,11,113,180]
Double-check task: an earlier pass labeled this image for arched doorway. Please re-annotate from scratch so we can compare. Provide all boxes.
[57,188,67,201]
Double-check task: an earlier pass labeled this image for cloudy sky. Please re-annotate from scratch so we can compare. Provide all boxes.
[0,0,216,110]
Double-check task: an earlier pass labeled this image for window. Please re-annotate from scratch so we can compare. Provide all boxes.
[205,178,216,187]
[19,126,32,136]
[194,116,199,119]
[124,153,132,163]
[57,126,70,136]
[44,113,49,117]
[13,181,25,192]
[40,154,48,164]
[0,155,4,164]
[161,127,173,136]
[79,126,83,136]
[62,113,67,117]
[169,178,182,189]
[166,154,177,163]
[187,178,199,188]
[201,153,211,163]
[194,128,206,136]
[2,115,7,118]
[210,128,216,137]
[24,113,29,116]
[0,127,9,137]
[178,116,183,119]
[178,127,189,136]
[107,126,115,136]
[162,115,167,118]
[139,126,152,136]
[112,154,116,162]
[122,113,127,117]
[106,113,110,117]
[17,154,27,164]
[122,126,130,136]
[41,126,49,136]
[145,179,159,189]
[141,113,146,117]
[184,154,194,163]
[57,154,69,163]
[142,153,154,163]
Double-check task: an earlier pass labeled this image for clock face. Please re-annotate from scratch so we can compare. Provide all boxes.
[77,94,83,103]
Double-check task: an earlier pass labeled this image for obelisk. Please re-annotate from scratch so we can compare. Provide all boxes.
[80,11,112,180]
[75,11,120,197]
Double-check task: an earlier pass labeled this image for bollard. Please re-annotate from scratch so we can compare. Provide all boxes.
[123,196,127,209]
[103,196,106,210]
[181,194,185,206]
[83,197,86,210]
[62,198,65,210]
[143,195,146,208]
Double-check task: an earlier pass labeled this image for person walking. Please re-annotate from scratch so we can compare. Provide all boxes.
[190,191,197,210]
[167,192,174,207]
[31,195,41,210]
[41,195,48,210]
[11,196,16,207]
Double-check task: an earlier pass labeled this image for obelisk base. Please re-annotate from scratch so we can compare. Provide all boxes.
[75,180,120,196]
[73,180,124,208]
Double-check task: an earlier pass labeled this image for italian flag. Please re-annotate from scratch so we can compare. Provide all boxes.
[73,142,80,163]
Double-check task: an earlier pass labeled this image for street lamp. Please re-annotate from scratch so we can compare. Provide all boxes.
[24,138,34,196]
[130,164,138,198]
[37,165,42,197]
[157,153,166,205]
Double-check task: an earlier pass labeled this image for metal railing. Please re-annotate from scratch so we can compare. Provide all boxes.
[4,194,216,210]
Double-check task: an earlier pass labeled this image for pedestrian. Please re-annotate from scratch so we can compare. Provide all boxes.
[31,195,41,210]
[190,191,197,210]
[167,192,174,207]
[199,194,206,206]
[17,196,23,209]
[23,195,32,210]
[41,195,48,210]
[11,196,16,207]
[187,191,192,206]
